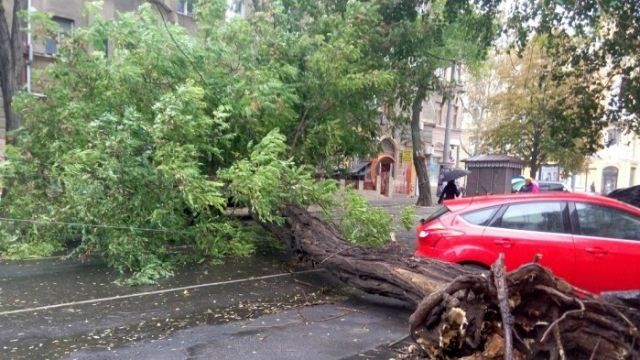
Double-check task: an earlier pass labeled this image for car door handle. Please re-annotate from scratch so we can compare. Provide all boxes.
[585,247,608,256]
[494,239,512,248]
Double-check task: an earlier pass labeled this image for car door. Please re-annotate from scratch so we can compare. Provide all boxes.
[571,202,640,293]
[483,201,575,282]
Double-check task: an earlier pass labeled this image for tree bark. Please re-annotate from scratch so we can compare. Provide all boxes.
[267,205,465,304]
[0,0,23,135]
[410,85,432,206]
[269,205,640,359]
[529,129,541,178]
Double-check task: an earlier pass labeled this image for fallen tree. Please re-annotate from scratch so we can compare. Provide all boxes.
[267,205,640,359]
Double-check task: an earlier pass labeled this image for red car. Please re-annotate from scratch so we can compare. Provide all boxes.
[415,192,640,293]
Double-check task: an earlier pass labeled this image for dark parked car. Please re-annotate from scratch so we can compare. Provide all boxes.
[607,185,640,208]
[537,181,569,192]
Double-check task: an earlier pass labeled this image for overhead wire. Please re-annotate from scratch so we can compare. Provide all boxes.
[0,216,190,235]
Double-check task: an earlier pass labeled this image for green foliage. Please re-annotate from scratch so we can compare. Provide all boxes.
[0,231,63,259]
[484,41,598,176]
[506,0,640,133]
[338,190,393,248]
[220,129,338,223]
[0,5,263,283]
[117,256,175,286]
[0,1,342,281]
[236,0,396,171]
[0,1,501,283]
[399,206,417,231]
[357,0,501,205]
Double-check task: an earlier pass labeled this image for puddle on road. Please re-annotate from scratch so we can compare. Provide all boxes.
[4,287,349,359]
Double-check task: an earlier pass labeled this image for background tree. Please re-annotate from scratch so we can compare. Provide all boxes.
[370,0,500,206]
[485,39,600,177]
[507,0,640,134]
[460,61,500,157]
[0,0,24,134]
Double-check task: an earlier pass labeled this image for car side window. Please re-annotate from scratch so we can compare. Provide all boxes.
[495,202,565,233]
[575,203,640,241]
[461,207,498,226]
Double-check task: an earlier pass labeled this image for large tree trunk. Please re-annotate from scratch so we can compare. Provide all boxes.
[0,0,23,135]
[529,129,542,178]
[411,85,432,207]
[269,205,640,359]
[267,205,464,304]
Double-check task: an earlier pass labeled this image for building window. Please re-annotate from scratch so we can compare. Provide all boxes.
[452,105,459,128]
[177,0,195,16]
[436,102,443,125]
[631,167,637,186]
[44,17,74,55]
[229,0,244,16]
[604,128,619,147]
[601,166,618,194]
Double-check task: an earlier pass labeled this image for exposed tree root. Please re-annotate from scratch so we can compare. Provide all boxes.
[409,256,640,359]
[267,205,640,359]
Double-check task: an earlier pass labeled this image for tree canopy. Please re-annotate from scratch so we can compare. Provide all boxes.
[506,0,640,133]
[0,1,410,283]
[372,0,501,205]
[483,39,600,177]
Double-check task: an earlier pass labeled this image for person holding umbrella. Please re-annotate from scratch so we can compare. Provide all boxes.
[438,180,460,204]
[511,175,526,193]
[438,168,470,204]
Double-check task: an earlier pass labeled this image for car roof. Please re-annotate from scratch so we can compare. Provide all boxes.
[443,192,640,214]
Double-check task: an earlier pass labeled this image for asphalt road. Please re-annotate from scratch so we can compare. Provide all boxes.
[0,196,436,359]
[0,255,412,359]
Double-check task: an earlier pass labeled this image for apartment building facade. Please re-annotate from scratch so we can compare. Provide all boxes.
[572,127,640,193]
[350,92,463,198]
[0,0,197,148]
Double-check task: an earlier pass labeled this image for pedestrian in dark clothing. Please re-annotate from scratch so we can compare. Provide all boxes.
[438,180,460,204]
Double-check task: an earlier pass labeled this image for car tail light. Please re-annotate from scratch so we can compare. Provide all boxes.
[417,221,464,247]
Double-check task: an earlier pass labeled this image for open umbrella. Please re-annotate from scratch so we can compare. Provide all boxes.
[512,177,526,191]
[442,168,471,182]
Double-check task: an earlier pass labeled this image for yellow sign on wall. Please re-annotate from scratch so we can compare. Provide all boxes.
[401,150,412,164]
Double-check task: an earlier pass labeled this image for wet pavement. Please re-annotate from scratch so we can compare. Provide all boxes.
[0,254,413,359]
[0,195,435,359]
[61,302,410,360]
[0,251,292,313]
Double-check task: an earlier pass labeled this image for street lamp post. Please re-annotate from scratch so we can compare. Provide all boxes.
[442,62,456,169]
